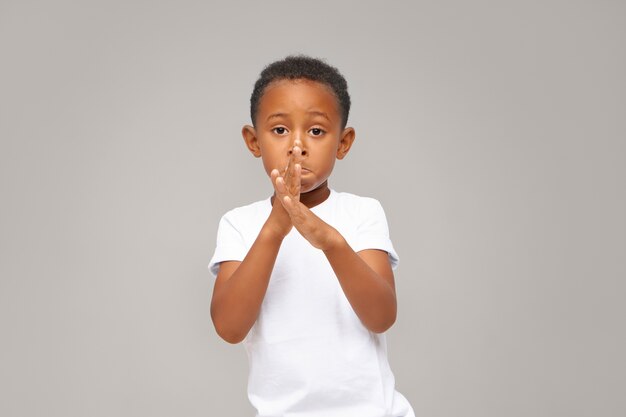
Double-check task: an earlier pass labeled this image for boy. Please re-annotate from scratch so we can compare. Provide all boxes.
[208,55,415,417]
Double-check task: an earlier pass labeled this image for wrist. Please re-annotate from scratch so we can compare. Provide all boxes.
[260,221,289,242]
[321,227,347,252]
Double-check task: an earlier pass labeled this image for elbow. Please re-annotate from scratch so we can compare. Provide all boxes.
[367,310,397,334]
[211,310,247,344]
[367,288,398,334]
[370,319,396,334]
[218,330,246,344]
[213,320,247,344]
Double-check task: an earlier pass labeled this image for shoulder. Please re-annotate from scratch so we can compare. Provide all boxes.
[327,190,390,229]
[219,197,270,230]
[332,190,399,268]
[222,197,269,217]
[331,190,386,216]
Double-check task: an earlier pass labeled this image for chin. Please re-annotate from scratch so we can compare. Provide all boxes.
[301,182,324,194]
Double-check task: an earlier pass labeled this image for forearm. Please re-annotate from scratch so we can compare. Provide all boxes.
[210,224,284,343]
[323,234,397,333]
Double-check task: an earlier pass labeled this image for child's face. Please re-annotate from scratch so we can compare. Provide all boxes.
[242,79,355,194]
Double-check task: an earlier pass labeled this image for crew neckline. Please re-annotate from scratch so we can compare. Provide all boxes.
[265,188,336,212]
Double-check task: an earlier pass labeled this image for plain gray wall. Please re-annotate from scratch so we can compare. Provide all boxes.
[1,0,624,416]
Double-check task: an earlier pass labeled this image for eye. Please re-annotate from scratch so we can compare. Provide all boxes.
[272,127,288,135]
[309,128,325,136]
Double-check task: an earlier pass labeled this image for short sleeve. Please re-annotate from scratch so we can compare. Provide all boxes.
[351,198,400,270]
[207,213,247,278]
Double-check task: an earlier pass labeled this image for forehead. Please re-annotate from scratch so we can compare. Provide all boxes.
[258,79,340,122]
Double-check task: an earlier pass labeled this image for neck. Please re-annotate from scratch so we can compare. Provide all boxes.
[272,181,331,209]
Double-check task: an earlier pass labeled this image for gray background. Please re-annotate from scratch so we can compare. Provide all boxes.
[1,0,624,416]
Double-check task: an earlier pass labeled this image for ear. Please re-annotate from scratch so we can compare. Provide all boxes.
[242,125,262,158]
[336,127,355,160]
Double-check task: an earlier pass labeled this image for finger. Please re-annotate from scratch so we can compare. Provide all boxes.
[286,146,302,194]
[282,195,297,214]
[292,144,302,163]
[283,151,294,187]
[282,195,305,224]
[271,168,280,184]
[271,168,289,197]
[287,160,300,196]
[293,139,304,162]
[271,169,282,192]
[285,142,302,172]
[275,176,287,195]
[292,163,301,199]
[285,144,301,177]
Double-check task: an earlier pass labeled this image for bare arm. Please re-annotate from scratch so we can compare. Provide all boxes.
[210,220,285,344]
[273,204,397,333]
[324,239,397,333]
[210,147,301,344]
[274,151,397,333]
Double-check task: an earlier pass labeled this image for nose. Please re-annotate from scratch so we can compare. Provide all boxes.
[287,135,308,157]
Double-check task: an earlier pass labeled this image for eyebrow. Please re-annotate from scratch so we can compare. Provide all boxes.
[266,113,287,121]
[307,111,331,122]
[266,111,331,122]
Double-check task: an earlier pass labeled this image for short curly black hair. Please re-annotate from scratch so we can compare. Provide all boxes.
[250,54,351,129]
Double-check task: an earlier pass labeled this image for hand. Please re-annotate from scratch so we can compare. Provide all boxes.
[263,191,292,240]
[272,141,342,250]
[263,141,303,239]
[273,140,304,206]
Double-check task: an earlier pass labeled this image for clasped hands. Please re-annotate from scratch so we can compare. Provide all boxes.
[268,140,341,251]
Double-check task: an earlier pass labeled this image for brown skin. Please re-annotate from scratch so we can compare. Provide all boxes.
[210,79,397,344]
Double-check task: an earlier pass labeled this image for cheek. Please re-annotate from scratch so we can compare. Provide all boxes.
[261,161,272,176]
[260,153,287,176]
[321,147,339,166]
[259,142,290,169]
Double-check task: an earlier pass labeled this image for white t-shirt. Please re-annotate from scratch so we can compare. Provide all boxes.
[208,189,415,417]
